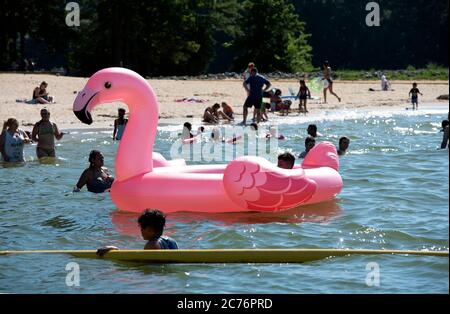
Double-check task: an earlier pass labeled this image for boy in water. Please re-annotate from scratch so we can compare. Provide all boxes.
[97,209,178,256]
[277,152,295,169]
[113,108,128,140]
[409,83,423,110]
[337,136,350,156]
[299,136,316,159]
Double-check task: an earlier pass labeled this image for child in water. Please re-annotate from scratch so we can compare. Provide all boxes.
[113,108,128,140]
[409,83,423,110]
[97,209,178,256]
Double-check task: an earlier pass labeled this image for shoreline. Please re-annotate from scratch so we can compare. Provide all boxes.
[1,73,448,132]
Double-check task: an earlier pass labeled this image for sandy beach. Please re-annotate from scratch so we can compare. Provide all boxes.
[1,73,448,131]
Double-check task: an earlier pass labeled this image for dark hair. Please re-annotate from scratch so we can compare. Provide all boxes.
[88,150,102,167]
[307,124,317,132]
[40,81,48,86]
[442,120,449,128]
[275,89,282,96]
[213,103,220,109]
[138,209,166,238]
[413,82,417,86]
[251,67,258,74]
[183,122,192,130]
[199,126,205,132]
[305,136,316,146]
[339,136,350,144]
[278,152,295,167]
[118,108,126,113]
[300,80,306,85]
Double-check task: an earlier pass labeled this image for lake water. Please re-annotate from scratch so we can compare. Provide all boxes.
[0,105,448,293]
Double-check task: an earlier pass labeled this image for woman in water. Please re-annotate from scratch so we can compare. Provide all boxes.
[113,108,128,140]
[0,118,31,162]
[73,150,114,193]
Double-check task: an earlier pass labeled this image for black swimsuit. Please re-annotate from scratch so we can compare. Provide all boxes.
[86,168,114,193]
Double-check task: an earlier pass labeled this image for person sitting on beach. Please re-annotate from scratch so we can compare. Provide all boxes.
[337,136,350,156]
[74,150,114,193]
[113,108,128,140]
[270,89,283,111]
[96,209,178,256]
[299,136,316,159]
[31,108,65,159]
[32,81,54,104]
[381,74,390,91]
[297,80,311,113]
[221,102,234,121]
[307,124,322,138]
[322,61,341,103]
[277,152,295,169]
[441,120,449,149]
[0,118,31,162]
[212,103,233,122]
[409,82,423,110]
[203,106,219,124]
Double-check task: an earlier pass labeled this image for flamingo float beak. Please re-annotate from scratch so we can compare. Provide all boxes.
[73,88,99,125]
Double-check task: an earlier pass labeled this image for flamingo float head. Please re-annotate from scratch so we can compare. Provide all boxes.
[73,67,157,124]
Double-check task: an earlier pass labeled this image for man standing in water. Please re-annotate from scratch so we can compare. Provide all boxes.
[241,67,271,125]
[323,61,341,103]
[31,108,65,159]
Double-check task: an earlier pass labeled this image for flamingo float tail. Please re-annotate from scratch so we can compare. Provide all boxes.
[301,141,340,171]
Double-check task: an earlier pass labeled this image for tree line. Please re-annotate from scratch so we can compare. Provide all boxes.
[0,0,447,76]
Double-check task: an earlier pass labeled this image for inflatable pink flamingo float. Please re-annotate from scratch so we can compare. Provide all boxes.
[73,68,343,213]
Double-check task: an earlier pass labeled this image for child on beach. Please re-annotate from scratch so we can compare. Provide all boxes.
[113,108,128,140]
[297,80,311,113]
[277,152,295,169]
[409,83,423,110]
[221,102,235,121]
[97,209,178,256]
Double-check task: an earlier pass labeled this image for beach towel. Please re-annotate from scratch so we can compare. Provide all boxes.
[175,97,209,103]
[16,98,38,105]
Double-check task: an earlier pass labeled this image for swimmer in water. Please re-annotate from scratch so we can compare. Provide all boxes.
[31,108,65,159]
[277,152,295,169]
[299,136,316,159]
[73,150,114,193]
[97,209,179,256]
[113,108,128,140]
[337,136,350,156]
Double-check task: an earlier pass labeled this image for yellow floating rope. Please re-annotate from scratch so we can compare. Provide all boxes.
[0,249,447,263]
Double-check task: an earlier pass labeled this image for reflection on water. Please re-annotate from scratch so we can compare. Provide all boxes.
[0,107,448,293]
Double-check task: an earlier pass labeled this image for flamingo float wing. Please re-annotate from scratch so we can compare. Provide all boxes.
[223,156,317,212]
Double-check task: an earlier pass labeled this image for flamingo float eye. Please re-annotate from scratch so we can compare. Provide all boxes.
[104,81,112,89]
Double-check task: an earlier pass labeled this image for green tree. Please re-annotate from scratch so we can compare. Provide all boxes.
[229,0,313,72]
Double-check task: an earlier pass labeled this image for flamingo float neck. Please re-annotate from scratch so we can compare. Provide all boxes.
[115,79,159,181]
[74,68,160,182]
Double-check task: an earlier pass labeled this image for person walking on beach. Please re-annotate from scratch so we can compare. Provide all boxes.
[97,209,178,256]
[241,67,271,125]
[0,118,31,162]
[32,81,54,104]
[322,61,341,103]
[113,108,128,140]
[73,150,114,193]
[297,79,311,113]
[409,82,423,110]
[31,108,65,159]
